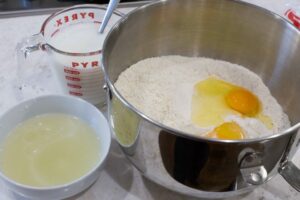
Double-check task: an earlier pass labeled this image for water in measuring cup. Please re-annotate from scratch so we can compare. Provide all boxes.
[47,22,111,105]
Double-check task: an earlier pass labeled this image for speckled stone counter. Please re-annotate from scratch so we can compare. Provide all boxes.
[0,1,299,199]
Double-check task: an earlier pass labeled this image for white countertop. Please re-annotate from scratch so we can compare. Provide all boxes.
[0,1,300,199]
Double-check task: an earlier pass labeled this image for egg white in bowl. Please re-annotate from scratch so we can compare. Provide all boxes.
[115,55,290,140]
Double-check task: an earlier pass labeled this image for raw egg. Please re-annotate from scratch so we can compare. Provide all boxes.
[206,122,245,140]
[225,88,260,116]
[191,76,272,139]
[191,77,241,127]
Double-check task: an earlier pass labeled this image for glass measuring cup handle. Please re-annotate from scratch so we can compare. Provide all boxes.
[16,33,45,61]
[15,33,50,99]
[279,125,300,192]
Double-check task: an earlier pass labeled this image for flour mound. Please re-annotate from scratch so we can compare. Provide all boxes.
[115,56,290,138]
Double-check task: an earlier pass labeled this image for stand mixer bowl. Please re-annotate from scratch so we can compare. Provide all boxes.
[102,0,300,198]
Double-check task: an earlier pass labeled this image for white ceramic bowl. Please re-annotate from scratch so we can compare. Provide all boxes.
[0,95,111,200]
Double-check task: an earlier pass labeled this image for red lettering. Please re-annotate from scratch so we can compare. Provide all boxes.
[64,16,69,23]
[88,12,95,19]
[69,91,83,96]
[91,61,98,67]
[72,62,79,68]
[80,12,87,19]
[286,10,300,28]
[81,62,88,68]
[56,19,62,26]
[72,13,78,21]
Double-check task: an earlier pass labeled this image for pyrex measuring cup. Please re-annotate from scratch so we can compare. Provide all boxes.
[17,4,123,105]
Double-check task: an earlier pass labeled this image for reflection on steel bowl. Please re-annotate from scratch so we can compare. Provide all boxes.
[102,0,300,198]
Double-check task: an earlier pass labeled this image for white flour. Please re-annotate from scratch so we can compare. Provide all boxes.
[115,56,290,138]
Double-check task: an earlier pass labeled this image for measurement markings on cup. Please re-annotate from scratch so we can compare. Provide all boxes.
[64,68,81,75]
[67,83,82,89]
[65,76,81,81]
[69,91,83,96]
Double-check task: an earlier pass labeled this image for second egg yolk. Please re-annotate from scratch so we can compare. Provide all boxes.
[207,122,245,140]
[225,88,260,116]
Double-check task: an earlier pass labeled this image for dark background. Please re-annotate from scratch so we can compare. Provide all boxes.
[0,0,145,11]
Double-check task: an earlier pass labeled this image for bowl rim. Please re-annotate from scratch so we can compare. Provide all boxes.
[102,0,300,144]
[0,94,111,191]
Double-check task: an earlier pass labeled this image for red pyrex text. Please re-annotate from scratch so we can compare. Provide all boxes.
[56,12,95,27]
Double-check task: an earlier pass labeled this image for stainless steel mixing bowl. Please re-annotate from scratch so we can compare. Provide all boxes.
[102,0,300,198]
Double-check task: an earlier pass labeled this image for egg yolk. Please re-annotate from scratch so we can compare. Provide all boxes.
[225,88,260,116]
[207,122,245,140]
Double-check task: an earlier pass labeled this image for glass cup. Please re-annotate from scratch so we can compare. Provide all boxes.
[17,4,123,106]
